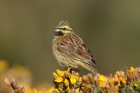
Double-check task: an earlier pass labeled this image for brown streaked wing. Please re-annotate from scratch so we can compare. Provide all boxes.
[57,33,96,67]
[56,34,83,54]
[72,43,96,67]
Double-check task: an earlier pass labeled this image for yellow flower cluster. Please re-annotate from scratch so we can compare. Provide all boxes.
[48,67,140,93]
[52,69,80,92]
[3,60,140,93]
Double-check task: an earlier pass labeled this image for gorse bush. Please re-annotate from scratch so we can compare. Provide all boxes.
[3,59,140,93]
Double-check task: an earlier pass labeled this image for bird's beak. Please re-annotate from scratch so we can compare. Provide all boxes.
[55,29,64,36]
[55,29,60,32]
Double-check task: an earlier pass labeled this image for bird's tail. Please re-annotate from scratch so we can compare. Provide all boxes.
[82,64,98,76]
[90,66,98,76]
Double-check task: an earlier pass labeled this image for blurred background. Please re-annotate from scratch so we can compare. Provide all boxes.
[0,0,140,89]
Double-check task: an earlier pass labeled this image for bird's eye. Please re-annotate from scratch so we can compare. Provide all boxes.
[63,28,66,30]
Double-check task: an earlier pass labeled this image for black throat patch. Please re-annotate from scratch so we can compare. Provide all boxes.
[55,31,64,36]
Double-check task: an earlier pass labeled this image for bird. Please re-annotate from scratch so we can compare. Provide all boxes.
[52,21,97,75]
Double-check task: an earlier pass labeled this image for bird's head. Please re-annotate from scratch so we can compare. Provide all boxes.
[55,21,73,36]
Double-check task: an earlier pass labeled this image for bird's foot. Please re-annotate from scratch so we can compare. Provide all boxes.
[66,66,79,75]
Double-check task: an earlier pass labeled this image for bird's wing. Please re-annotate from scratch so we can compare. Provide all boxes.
[57,33,96,67]
[72,43,96,67]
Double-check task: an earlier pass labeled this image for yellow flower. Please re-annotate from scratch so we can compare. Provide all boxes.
[53,69,64,78]
[134,81,140,87]
[116,71,120,75]
[119,77,126,84]
[75,88,80,93]
[24,84,34,93]
[53,72,59,78]
[134,83,138,87]
[111,78,114,82]
[55,77,63,83]
[64,79,69,87]
[99,75,108,87]
[130,67,135,73]
[81,84,92,92]
[47,87,60,93]
[70,75,79,85]
[56,69,64,77]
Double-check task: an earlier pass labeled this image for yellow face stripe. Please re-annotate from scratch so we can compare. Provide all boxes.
[58,26,72,31]
[55,22,73,36]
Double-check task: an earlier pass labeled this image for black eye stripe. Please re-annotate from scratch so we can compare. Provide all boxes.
[60,28,66,30]
[63,28,66,30]
[60,28,72,31]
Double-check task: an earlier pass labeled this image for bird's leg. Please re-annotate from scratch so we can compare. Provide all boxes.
[72,68,79,73]
[66,66,72,72]
[66,66,79,75]
[70,68,79,75]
